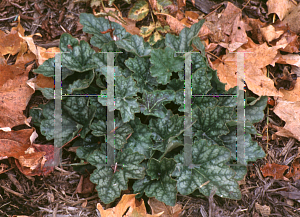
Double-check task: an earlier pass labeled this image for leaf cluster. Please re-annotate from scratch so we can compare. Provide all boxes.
[30,13,267,206]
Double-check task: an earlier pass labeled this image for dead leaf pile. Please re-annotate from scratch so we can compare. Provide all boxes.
[197,1,300,143]
[0,17,58,176]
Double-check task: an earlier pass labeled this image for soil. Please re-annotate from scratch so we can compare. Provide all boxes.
[1,0,300,216]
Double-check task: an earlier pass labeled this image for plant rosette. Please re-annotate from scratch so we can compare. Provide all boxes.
[30,13,267,206]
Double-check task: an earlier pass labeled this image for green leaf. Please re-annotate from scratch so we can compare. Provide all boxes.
[193,106,233,146]
[115,50,135,70]
[59,33,79,53]
[147,158,176,180]
[192,37,206,56]
[89,97,107,122]
[89,120,106,137]
[245,96,268,123]
[39,100,82,145]
[229,164,248,181]
[217,87,238,107]
[140,90,175,119]
[98,76,140,123]
[115,35,152,57]
[88,148,145,204]
[150,47,184,85]
[79,13,131,49]
[32,13,267,206]
[92,52,107,76]
[39,88,54,100]
[90,116,133,149]
[125,56,158,92]
[128,0,149,21]
[101,40,121,52]
[62,97,96,138]
[124,117,154,159]
[207,67,226,94]
[60,33,97,72]
[33,57,55,77]
[221,126,265,166]
[65,70,95,94]
[133,158,177,206]
[33,56,74,79]
[191,52,208,74]
[174,139,242,200]
[165,19,205,53]
[243,133,266,163]
[75,135,101,160]
[192,68,212,94]
[152,38,165,49]
[62,67,76,80]
[192,97,218,112]
[166,79,184,91]
[148,110,184,152]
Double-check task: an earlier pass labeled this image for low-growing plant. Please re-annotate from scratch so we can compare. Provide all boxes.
[30,13,267,206]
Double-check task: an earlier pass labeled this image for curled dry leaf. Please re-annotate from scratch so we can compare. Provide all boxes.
[273,99,300,141]
[266,0,295,21]
[166,15,185,34]
[283,3,300,34]
[260,25,284,43]
[35,46,60,65]
[243,16,267,44]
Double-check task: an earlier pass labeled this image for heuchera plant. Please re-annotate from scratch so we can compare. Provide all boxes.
[30,13,267,206]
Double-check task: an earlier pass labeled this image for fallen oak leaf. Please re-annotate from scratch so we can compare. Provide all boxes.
[261,163,289,180]
[0,63,35,128]
[148,197,182,217]
[97,194,164,217]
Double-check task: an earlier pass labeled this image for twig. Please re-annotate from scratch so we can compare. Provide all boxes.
[181,198,191,212]
[10,2,23,9]
[70,195,99,206]
[53,203,58,217]
[0,185,24,198]
[109,126,119,133]
[153,11,175,19]
[0,167,14,175]
[203,4,222,19]
[206,51,224,64]
[290,0,297,6]
[208,187,217,217]
[241,0,251,11]
[0,15,18,21]
[60,129,82,149]
[112,3,122,16]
